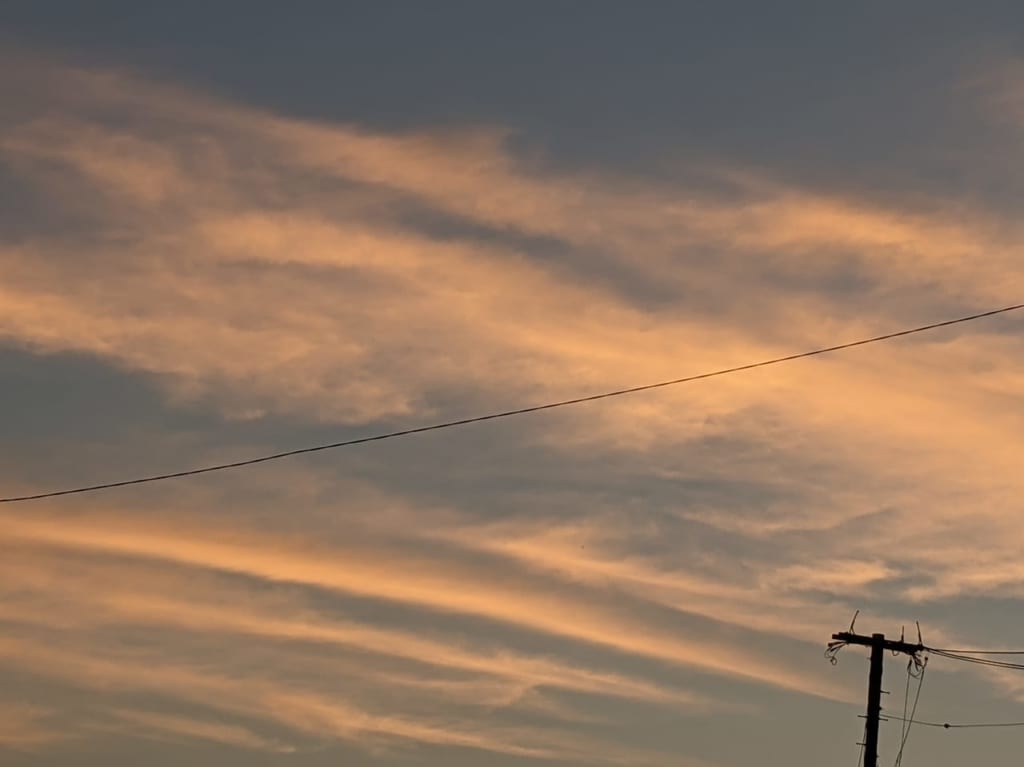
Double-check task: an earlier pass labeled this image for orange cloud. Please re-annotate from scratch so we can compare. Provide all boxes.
[2,53,1022,433]
[0,703,65,750]
[108,709,296,753]
[0,545,704,709]
[0,631,698,766]
[4,51,1024,762]
[0,511,848,701]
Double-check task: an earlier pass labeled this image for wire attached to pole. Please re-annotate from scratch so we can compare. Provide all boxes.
[893,656,927,767]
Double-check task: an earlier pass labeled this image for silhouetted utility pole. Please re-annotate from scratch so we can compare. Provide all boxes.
[830,629,924,767]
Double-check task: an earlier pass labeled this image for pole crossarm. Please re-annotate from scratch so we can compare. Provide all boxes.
[832,632,924,657]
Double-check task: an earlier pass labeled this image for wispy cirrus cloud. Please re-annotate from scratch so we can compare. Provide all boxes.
[0,541,704,709]
[1,51,1022,431]
[106,709,296,753]
[4,48,1024,766]
[0,703,65,750]
[0,510,848,700]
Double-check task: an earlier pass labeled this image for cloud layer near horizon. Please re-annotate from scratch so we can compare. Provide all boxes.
[2,51,1024,766]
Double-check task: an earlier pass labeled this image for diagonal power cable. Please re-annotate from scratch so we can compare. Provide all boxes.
[2,303,1022,504]
[888,715,1024,729]
[928,649,1024,672]
[894,662,926,767]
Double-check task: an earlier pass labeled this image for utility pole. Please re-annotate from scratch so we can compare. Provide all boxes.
[830,628,923,767]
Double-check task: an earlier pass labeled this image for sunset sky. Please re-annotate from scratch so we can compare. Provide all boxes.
[3,3,1024,766]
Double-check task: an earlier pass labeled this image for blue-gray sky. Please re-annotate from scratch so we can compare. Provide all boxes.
[3,4,1024,766]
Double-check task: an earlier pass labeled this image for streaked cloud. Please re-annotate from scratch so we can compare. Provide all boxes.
[0,541,704,709]
[107,709,296,753]
[2,52,1021,431]
[0,703,65,750]
[3,47,1024,767]
[0,511,847,699]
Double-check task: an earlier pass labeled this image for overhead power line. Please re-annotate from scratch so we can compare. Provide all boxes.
[888,715,1024,730]
[894,660,926,767]
[927,646,1024,655]
[927,647,1024,671]
[2,302,1022,505]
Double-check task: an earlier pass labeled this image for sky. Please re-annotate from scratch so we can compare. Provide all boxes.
[2,3,1024,766]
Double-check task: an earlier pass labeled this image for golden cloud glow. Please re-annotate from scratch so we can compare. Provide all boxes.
[0,703,65,750]
[3,50,1024,764]
[0,512,847,700]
